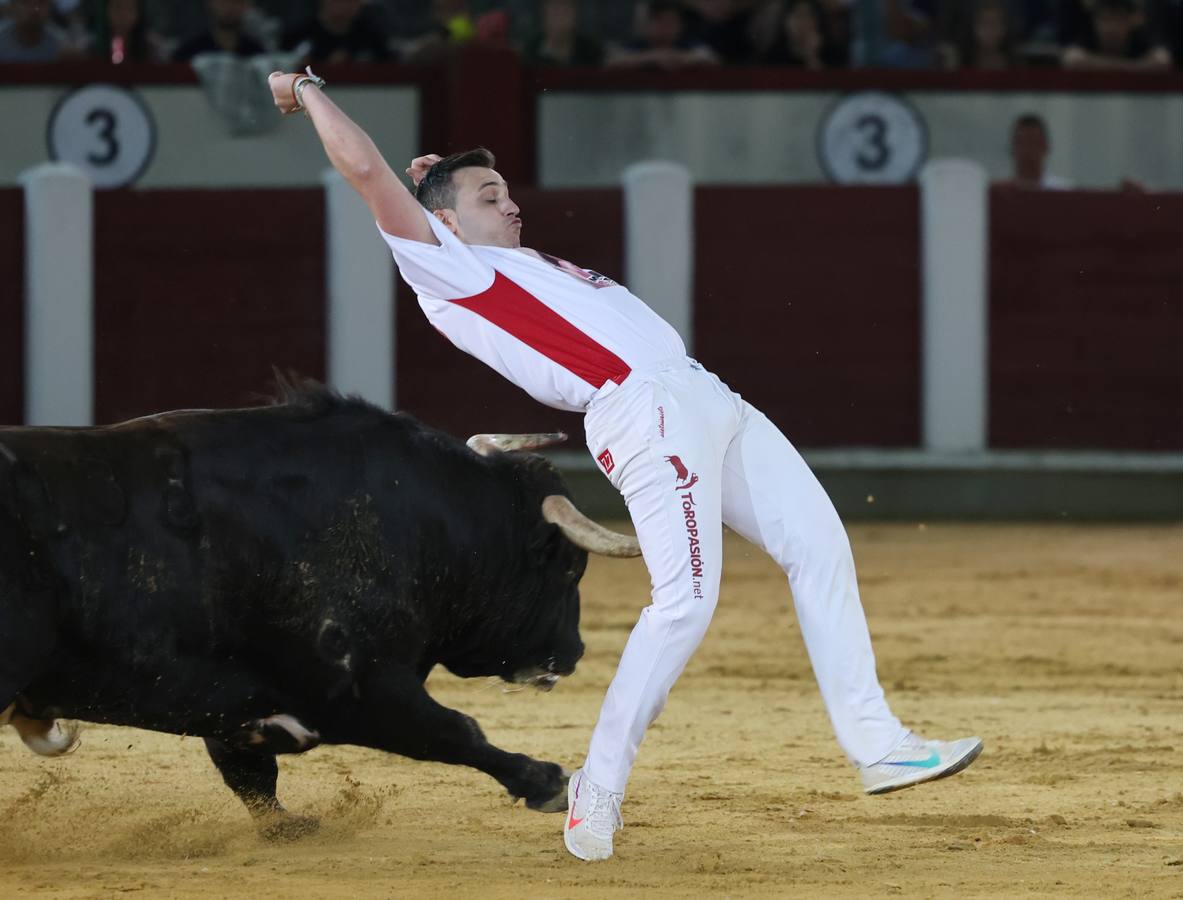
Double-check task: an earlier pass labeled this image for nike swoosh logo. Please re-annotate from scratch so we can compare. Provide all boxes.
[567,775,583,829]
[890,750,941,768]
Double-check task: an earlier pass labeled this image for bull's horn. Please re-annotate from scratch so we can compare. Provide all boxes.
[467,432,567,456]
[541,495,642,558]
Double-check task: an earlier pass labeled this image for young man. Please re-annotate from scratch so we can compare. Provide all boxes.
[267,70,983,862]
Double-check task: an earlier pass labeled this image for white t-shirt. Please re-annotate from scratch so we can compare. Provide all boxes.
[380,208,687,412]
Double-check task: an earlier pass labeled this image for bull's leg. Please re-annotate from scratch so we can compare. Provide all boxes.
[203,738,319,841]
[340,672,568,812]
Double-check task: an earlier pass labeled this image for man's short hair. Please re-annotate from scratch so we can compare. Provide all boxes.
[415,148,496,212]
[1013,112,1048,140]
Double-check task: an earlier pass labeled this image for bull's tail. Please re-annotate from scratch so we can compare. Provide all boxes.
[4,711,81,757]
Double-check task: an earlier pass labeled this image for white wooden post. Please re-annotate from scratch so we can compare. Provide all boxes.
[920,158,989,452]
[623,161,694,352]
[323,169,395,408]
[20,163,93,426]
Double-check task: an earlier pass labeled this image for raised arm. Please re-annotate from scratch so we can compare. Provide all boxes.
[268,72,436,245]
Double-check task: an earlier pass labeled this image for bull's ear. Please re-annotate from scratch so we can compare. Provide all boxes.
[527,520,562,564]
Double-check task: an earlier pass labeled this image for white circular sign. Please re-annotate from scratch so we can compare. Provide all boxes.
[47,84,156,189]
[816,91,928,185]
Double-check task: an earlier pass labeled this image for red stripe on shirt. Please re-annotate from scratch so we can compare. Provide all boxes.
[449,271,632,389]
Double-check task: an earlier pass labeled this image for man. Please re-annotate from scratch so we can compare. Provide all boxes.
[266,69,983,862]
[1000,113,1073,190]
[281,0,392,64]
[173,0,264,62]
[0,0,66,62]
[1060,0,1172,70]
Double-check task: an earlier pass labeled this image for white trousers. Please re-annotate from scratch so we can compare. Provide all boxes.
[581,358,906,794]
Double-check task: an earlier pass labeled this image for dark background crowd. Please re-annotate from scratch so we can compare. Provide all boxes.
[1,0,1181,72]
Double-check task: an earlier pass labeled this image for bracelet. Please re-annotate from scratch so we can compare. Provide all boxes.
[291,66,326,112]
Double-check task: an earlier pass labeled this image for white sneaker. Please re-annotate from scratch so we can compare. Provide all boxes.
[563,768,623,861]
[860,732,983,795]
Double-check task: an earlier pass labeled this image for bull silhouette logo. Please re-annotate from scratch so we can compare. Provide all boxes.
[665,455,698,491]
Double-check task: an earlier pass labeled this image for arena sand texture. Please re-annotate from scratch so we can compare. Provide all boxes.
[1,524,1181,899]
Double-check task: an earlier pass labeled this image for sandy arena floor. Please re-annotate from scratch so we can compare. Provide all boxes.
[2,524,1181,899]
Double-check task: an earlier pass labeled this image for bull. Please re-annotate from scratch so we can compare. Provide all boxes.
[0,381,639,837]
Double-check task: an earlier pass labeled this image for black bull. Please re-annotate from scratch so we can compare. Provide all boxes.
[0,383,639,836]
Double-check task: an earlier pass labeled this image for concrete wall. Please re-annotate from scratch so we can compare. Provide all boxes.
[538,91,1183,189]
[0,85,417,188]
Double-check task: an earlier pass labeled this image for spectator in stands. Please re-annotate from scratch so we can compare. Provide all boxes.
[997,113,1073,189]
[399,0,476,63]
[0,0,66,61]
[173,0,266,61]
[90,0,165,63]
[521,0,604,67]
[1060,0,1172,70]
[282,0,392,63]
[949,0,1017,69]
[606,0,720,68]
[685,0,760,64]
[851,0,939,67]
[760,0,826,67]
[1145,0,1183,68]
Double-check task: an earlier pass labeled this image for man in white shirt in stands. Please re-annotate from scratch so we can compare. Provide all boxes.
[268,68,983,863]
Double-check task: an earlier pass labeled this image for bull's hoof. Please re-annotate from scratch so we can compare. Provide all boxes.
[259,812,321,842]
[524,767,571,813]
[236,714,321,754]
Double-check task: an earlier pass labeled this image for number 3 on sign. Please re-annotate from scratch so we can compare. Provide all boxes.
[47,84,156,189]
[816,91,928,185]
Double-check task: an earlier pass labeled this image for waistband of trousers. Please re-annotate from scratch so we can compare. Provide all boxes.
[589,356,697,408]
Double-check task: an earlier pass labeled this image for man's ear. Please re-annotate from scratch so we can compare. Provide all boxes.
[433,208,460,237]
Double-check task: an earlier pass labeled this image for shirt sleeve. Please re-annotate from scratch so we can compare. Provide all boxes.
[377,207,494,301]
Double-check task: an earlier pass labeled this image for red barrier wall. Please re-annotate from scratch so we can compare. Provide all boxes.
[695,186,922,447]
[93,189,324,424]
[395,187,622,445]
[0,189,22,425]
[990,189,1183,451]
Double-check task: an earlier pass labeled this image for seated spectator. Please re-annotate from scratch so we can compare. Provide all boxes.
[606,0,719,69]
[950,0,1017,69]
[282,0,391,63]
[1145,0,1183,69]
[400,0,476,63]
[521,0,604,67]
[173,0,266,62]
[1060,0,1172,70]
[760,0,826,68]
[0,0,66,61]
[997,113,1072,190]
[852,0,939,68]
[90,0,166,64]
[685,0,759,64]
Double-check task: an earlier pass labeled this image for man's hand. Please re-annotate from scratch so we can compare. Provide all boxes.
[406,154,442,186]
[268,71,304,115]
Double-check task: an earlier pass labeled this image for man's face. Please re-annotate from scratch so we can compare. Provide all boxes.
[437,167,522,248]
[208,0,250,30]
[543,0,577,36]
[108,0,140,34]
[1011,123,1048,173]
[786,1,819,44]
[11,0,51,29]
[974,6,1005,52]
[321,0,364,29]
[645,9,684,47]
[1094,9,1135,56]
